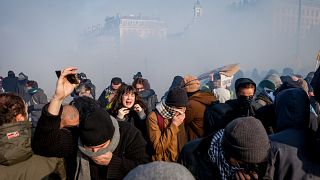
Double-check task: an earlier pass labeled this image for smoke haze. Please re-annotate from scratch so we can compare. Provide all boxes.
[1,0,319,97]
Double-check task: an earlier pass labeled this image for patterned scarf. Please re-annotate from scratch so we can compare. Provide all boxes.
[208,129,241,180]
[155,99,175,119]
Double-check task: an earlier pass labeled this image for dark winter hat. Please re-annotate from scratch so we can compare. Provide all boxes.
[111,77,122,85]
[234,78,256,93]
[258,80,276,91]
[124,161,195,180]
[8,71,15,76]
[221,117,270,163]
[79,108,115,147]
[166,87,188,107]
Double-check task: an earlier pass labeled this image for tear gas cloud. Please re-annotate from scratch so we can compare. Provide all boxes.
[1,0,319,96]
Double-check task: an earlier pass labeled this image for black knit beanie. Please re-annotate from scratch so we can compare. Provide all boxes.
[79,108,115,147]
[221,117,270,163]
[166,87,188,107]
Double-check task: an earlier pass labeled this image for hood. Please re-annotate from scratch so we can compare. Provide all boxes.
[7,71,15,77]
[169,76,183,90]
[139,89,155,98]
[275,88,310,131]
[189,91,216,105]
[234,78,256,93]
[0,121,33,166]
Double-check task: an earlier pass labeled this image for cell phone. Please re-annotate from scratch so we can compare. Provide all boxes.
[55,70,61,78]
[55,70,79,84]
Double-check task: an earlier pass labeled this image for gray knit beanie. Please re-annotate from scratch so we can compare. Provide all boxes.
[221,117,270,164]
[265,73,282,89]
[124,161,195,180]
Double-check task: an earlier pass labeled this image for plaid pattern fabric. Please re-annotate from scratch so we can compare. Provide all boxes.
[155,99,175,119]
[208,129,241,180]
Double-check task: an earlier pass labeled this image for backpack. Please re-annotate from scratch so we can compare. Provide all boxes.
[155,111,165,133]
[203,101,234,136]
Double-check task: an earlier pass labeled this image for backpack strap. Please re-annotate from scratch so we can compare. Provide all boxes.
[156,111,165,133]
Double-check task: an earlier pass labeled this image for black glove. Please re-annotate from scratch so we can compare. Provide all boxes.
[28,105,34,114]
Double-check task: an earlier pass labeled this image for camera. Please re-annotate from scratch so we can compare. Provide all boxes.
[55,70,83,84]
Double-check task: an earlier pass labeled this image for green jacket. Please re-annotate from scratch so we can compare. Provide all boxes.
[0,121,66,180]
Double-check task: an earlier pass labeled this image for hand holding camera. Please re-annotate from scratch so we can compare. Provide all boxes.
[53,67,80,101]
[49,67,79,116]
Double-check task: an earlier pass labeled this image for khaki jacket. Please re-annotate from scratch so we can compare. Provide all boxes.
[147,112,187,162]
[0,121,66,180]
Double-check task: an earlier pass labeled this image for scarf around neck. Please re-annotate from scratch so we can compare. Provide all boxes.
[155,99,175,119]
[75,116,120,180]
[208,129,241,180]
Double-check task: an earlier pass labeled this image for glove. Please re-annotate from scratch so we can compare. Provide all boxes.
[28,105,34,114]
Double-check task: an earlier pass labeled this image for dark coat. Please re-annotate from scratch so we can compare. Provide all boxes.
[28,88,48,127]
[139,89,158,114]
[203,99,257,136]
[33,104,150,180]
[2,74,18,93]
[177,134,221,180]
[264,88,320,179]
[17,79,30,102]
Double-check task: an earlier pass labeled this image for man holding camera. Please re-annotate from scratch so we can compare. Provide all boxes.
[33,67,149,179]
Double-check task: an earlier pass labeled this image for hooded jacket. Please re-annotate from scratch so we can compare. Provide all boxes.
[265,88,320,180]
[185,91,216,141]
[139,89,158,114]
[0,121,65,180]
[2,73,18,93]
[28,88,48,127]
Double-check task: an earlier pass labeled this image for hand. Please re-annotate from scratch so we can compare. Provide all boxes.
[91,152,113,166]
[27,105,34,114]
[117,107,130,119]
[235,171,258,180]
[133,104,143,113]
[172,112,185,127]
[53,67,79,101]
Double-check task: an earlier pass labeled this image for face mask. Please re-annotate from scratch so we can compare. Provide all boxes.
[237,95,253,109]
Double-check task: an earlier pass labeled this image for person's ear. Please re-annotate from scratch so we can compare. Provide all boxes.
[15,114,25,122]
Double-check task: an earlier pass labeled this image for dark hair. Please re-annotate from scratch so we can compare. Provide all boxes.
[111,77,122,85]
[0,93,27,126]
[109,85,147,117]
[237,84,256,91]
[132,78,150,90]
[27,80,38,88]
[72,96,101,123]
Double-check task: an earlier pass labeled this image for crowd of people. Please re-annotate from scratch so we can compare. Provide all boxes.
[0,66,320,180]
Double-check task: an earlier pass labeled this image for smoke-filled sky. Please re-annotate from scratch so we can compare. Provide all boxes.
[1,0,320,97]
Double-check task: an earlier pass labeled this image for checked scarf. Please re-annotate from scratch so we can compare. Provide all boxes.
[155,99,175,119]
[208,129,241,180]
